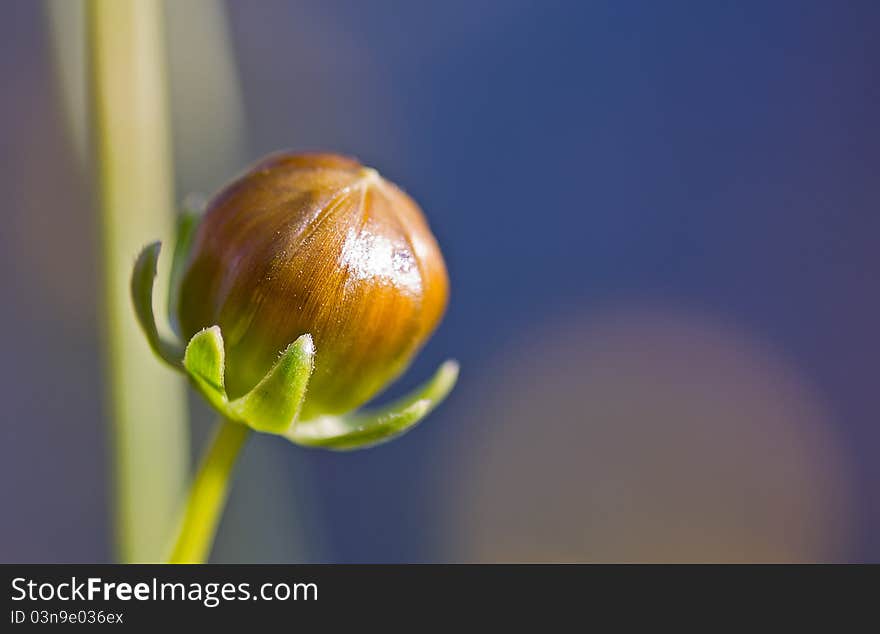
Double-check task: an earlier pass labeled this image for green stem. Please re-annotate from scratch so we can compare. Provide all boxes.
[88,0,189,562]
[168,419,251,564]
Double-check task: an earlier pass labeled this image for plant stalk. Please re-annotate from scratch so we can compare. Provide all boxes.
[168,419,251,564]
[88,0,189,562]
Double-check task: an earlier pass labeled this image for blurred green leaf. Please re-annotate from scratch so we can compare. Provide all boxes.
[167,208,201,337]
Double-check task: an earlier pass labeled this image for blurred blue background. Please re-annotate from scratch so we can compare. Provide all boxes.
[1,0,878,562]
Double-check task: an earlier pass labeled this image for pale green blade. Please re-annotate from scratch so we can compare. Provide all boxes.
[228,334,315,434]
[131,242,185,367]
[287,360,459,450]
[183,326,229,413]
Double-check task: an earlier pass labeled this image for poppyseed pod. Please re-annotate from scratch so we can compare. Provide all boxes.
[176,152,449,422]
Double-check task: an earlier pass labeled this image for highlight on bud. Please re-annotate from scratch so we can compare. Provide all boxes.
[130,152,457,450]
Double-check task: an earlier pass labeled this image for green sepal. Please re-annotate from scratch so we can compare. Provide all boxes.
[131,242,185,368]
[286,360,459,450]
[182,326,229,413]
[182,327,315,434]
[228,335,315,434]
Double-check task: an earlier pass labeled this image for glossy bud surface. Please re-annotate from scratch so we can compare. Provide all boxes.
[177,153,449,420]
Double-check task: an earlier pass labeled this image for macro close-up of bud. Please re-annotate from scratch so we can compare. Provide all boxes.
[10,0,877,581]
[177,152,450,421]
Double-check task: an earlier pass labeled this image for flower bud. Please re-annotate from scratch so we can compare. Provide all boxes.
[177,152,449,421]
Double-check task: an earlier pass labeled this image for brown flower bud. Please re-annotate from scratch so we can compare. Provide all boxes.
[177,152,449,421]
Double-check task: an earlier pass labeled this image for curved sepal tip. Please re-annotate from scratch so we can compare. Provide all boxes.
[131,242,185,368]
[287,360,459,451]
